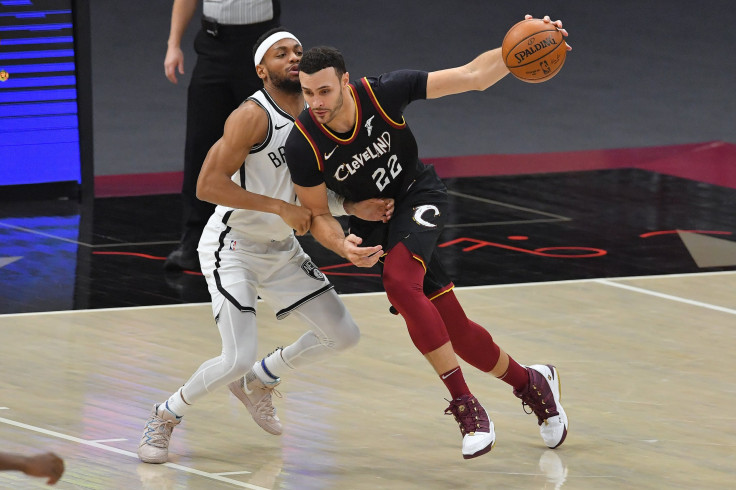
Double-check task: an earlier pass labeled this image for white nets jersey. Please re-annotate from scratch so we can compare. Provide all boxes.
[211,89,302,242]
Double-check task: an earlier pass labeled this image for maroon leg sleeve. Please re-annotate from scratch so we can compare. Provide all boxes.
[432,290,500,372]
[433,290,528,389]
[383,243,450,354]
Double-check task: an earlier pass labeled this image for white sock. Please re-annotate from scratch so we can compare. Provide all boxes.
[253,348,292,385]
[162,388,189,418]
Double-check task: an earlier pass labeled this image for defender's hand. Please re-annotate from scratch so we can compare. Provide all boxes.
[346,198,395,223]
[280,202,312,236]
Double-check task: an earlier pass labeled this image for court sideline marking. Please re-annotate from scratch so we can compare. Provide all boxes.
[1,270,735,319]
[0,415,268,490]
[596,279,736,315]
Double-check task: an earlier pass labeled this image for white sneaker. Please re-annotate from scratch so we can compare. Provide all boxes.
[228,370,282,435]
[514,364,568,448]
[138,404,181,464]
[444,394,495,459]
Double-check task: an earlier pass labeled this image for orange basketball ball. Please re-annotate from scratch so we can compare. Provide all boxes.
[501,18,567,83]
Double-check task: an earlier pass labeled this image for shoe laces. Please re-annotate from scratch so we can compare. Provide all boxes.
[515,370,558,425]
[444,395,489,436]
[142,415,178,448]
[250,385,282,418]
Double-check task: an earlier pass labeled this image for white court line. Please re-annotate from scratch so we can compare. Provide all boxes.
[0,222,82,246]
[216,471,253,476]
[447,189,571,220]
[445,217,566,228]
[0,416,268,490]
[0,222,178,248]
[91,438,128,443]
[2,270,736,319]
[596,279,736,315]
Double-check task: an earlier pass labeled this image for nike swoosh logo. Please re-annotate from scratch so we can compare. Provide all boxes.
[441,367,460,379]
[275,123,290,130]
[324,145,338,160]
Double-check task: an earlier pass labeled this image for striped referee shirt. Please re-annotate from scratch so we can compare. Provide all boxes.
[203,0,277,25]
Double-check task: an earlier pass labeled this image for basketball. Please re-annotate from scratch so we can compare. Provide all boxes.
[501,18,567,83]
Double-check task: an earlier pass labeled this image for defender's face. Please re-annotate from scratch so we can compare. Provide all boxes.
[261,39,302,90]
[299,68,346,125]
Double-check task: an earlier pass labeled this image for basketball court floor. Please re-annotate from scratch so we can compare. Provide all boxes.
[1,143,736,488]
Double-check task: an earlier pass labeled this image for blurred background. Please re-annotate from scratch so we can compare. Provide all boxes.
[89,0,735,177]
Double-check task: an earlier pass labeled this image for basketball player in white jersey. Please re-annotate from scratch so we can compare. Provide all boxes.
[138,28,393,464]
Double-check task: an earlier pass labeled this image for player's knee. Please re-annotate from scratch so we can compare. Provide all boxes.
[383,272,422,311]
[332,320,360,351]
[221,350,256,376]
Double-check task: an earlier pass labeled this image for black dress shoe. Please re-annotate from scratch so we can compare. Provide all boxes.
[163,246,201,271]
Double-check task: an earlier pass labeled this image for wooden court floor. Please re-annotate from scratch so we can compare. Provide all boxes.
[1,271,735,489]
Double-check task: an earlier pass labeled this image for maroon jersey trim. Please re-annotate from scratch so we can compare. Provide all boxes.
[294,118,325,172]
[360,77,406,129]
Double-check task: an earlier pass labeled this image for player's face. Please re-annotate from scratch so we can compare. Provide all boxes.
[299,68,346,125]
[262,40,302,94]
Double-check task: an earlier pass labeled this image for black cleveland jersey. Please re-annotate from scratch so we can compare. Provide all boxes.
[285,70,441,203]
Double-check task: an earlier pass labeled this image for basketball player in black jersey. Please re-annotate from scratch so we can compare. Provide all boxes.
[285,16,572,459]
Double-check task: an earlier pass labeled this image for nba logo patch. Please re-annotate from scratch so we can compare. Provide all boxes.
[229,240,236,250]
[301,260,325,281]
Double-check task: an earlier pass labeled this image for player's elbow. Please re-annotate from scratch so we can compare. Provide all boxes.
[195,173,215,203]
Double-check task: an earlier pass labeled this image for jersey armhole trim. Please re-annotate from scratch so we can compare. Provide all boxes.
[361,77,406,129]
[294,118,325,173]
[246,96,273,153]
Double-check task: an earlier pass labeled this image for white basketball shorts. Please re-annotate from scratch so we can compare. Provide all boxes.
[198,218,334,320]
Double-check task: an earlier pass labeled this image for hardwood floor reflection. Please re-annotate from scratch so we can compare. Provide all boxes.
[1,272,735,488]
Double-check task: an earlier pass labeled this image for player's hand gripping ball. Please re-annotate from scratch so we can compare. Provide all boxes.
[502,17,567,83]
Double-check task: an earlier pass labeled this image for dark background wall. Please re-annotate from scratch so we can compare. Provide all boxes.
[89,1,736,176]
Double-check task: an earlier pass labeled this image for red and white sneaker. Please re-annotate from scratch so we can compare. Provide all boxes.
[514,364,568,448]
[444,394,495,459]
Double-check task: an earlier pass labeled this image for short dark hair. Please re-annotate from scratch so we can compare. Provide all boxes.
[252,27,290,60]
[299,46,346,78]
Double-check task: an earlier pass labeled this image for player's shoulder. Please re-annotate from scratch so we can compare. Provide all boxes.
[294,107,313,126]
[360,70,428,103]
[222,98,269,146]
[363,70,427,89]
[289,110,317,142]
[228,98,268,128]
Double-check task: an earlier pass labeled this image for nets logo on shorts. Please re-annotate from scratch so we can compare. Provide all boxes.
[301,260,326,281]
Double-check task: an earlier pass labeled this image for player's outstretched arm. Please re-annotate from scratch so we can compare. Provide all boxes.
[426,15,570,99]
[295,183,383,267]
[426,48,508,99]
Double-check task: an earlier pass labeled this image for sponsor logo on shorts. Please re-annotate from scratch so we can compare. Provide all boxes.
[229,240,236,250]
[301,260,326,281]
[412,204,440,228]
